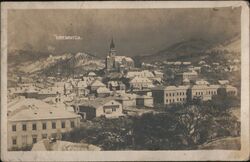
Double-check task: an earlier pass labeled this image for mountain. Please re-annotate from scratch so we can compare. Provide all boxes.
[206,34,240,54]
[8,50,105,76]
[42,52,105,76]
[138,35,240,63]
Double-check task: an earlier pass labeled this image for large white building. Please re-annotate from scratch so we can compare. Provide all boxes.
[8,98,81,150]
[152,83,238,105]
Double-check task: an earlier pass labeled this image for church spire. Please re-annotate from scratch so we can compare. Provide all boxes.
[110,37,115,49]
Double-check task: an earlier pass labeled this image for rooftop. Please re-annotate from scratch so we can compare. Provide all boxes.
[79,97,119,108]
[8,98,80,122]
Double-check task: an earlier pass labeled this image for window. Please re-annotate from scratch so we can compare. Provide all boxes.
[12,138,17,145]
[166,99,168,103]
[12,125,16,132]
[177,92,179,96]
[70,121,75,128]
[32,135,37,144]
[173,99,175,102]
[22,124,26,131]
[52,122,56,129]
[177,98,179,101]
[173,93,175,96]
[166,93,168,96]
[32,123,36,130]
[22,135,27,145]
[196,92,198,95]
[112,108,116,112]
[61,121,65,129]
[170,93,171,96]
[42,134,47,139]
[42,123,46,130]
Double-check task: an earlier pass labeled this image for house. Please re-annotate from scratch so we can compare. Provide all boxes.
[175,70,198,83]
[107,81,126,91]
[129,76,153,90]
[7,98,81,150]
[96,87,111,97]
[89,79,106,92]
[76,97,123,119]
[115,93,137,108]
[125,70,155,79]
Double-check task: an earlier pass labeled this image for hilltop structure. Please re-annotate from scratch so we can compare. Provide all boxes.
[105,38,134,72]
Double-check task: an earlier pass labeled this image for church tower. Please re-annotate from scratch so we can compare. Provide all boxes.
[109,37,116,57]
[106,38,116,71]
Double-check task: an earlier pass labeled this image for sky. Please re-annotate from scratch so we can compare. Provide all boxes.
[8,7,241,58]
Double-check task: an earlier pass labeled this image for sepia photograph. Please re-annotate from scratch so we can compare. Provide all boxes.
[1,1,249,161]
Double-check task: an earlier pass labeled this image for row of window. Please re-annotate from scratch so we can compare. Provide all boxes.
[195,91,216,96]
[166,98,186,103]
[12,121,75,132]
[166,92,187,97]
[12,133,62,145]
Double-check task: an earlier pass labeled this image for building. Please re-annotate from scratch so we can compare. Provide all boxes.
[7,98,81,150]
[76,97,123,119]
[96,87,111,97]
[175,70,198,83]
[105,38,134,72]
[115,93,137,108]
[125,70,155,79]
[89,79,106,92]
[188,84,221,101]
[129,76,153,90]
[218,85,238,96]
[107,81,126,91]
[152,83,238,106]
[136,95,153,107]
[152,85,190,105]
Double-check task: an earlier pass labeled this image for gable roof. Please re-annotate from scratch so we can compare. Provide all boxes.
[90,79,106,87]
[79,97,120,109]
[8,98,80,122]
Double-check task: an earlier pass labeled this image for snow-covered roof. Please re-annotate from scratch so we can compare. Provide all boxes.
[79,97,120,109]
[126,70,154,78]
[90,79,106,87]
[96,87,110,93]
[195,80,210,85]
[130,76,153,83]
[88,72,97,77]
[218,80,230,85]
[115,56,134,62]
[8,98,80,122]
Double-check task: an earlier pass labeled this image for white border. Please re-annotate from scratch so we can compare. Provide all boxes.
[1,1,249,161]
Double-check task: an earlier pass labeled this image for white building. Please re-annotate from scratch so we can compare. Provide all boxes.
[8,98,81,150]
[76,97,123,119]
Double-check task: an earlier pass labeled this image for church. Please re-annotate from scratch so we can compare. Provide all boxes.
[105,38,134,72]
